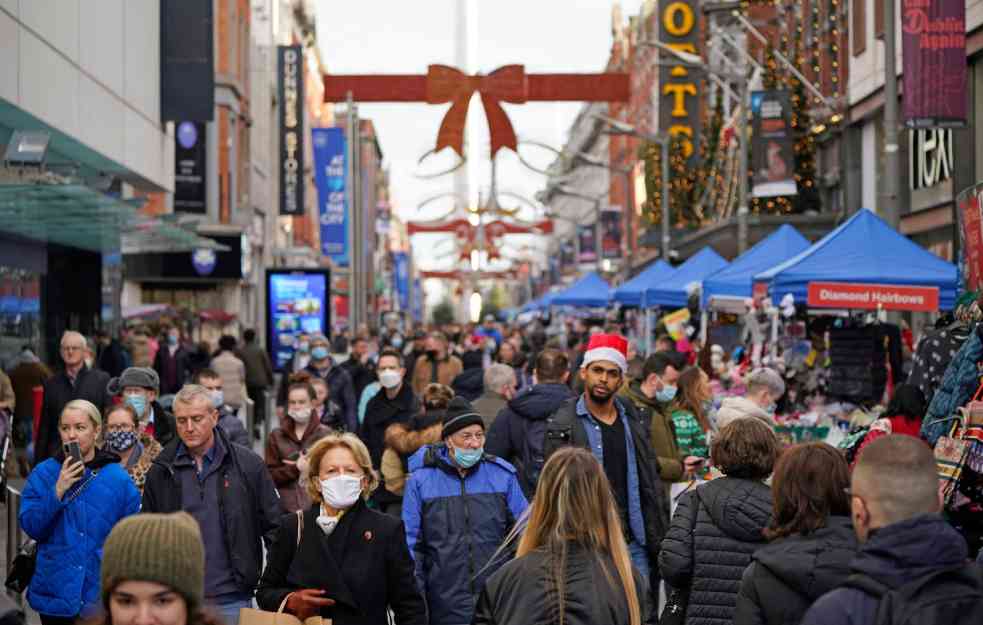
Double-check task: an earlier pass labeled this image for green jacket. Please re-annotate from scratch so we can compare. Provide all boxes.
[620,381,684,482]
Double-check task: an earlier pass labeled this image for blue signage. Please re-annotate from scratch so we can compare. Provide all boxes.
[411,278,423,322]
[267,271,329,371]
[312,127,348,265]
[393,252,410,311]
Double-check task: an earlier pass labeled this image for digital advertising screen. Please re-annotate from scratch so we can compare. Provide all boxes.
[266,268,330,371]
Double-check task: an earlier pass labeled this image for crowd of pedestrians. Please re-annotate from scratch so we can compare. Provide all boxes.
[2,318,982,625]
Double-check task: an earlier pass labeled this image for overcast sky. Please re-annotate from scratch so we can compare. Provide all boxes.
[315,0,647,270]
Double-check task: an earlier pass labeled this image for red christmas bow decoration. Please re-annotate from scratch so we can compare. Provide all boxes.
[426,64,528,157]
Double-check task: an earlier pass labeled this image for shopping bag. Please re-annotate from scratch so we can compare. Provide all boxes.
[936,422,971,506]
[239,597,330,625]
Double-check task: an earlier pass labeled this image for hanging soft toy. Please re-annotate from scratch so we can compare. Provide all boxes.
[742,298,767,367]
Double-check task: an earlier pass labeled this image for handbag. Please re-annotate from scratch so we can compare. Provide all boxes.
[239,511,331,625]
[4,539,36,594]
[660,489,701,625]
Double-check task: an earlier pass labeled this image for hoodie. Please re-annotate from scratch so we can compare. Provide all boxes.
[715,396,775,429]
[485,382,575,497]
[659,477,772,625]
[734,516,859,625]
[801,514,972,625]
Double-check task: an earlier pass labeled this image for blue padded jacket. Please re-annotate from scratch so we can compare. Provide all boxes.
[402,444,527,625]
[20,451,141,618]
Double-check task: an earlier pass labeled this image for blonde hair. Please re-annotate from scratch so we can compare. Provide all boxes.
[62,399,103,428]
[514,447,641,625]
[304,433,379,503]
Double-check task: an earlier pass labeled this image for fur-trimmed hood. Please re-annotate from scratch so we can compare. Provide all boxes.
[384,420,443,458]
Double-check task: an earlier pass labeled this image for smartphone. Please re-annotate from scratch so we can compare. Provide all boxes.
[64,441,83,466]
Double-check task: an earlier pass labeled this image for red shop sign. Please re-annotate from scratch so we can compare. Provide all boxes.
[806,282,940,312]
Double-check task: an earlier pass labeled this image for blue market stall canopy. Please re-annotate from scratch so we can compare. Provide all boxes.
[754,209,958,311]
[551,272,611,308]
[520,291,557,313]
[645,247,728,308]
[702,224,810,308]
[612,260,674,306]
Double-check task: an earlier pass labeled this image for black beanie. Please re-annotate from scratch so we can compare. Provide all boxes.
[441,397,484,439]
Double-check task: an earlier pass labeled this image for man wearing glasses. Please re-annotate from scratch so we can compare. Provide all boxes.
[35,330,110,464]
[402,396,527,625]
[143,384,283,625]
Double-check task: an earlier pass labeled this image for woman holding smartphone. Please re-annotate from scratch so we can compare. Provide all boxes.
[20,399,141,625]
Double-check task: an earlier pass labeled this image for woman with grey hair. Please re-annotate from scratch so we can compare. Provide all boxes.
[716,368,785,429]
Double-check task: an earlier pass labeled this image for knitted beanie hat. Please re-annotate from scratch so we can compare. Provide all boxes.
[101,512,205,611]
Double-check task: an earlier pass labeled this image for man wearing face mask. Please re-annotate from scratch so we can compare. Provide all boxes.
[106,366,176,448]
[402,397,527,625]
[154,325,191,396]
[301,334,357,433]
[716,367,785,429]
[410,332,463,396]
[801,435,983,625]
[361,350,418,472]
[620,352,685,484]
[193,369,251,449]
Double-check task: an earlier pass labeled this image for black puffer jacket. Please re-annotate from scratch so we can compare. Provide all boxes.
[473,543,650,625]
[734,516,859,625]
[659,478,771,625]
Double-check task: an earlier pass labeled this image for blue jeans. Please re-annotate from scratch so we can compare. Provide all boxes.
[212,597,253,625]
[628,540,650,586]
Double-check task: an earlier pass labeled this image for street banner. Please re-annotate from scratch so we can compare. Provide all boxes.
[577,224,597,264]
[751,90,797,198]
[412,278,423,322]
[806,282,940,312]
[312,127,348,265]
[174,121,207,213]
[600,209,623,259]
[902,0,967,128]
[393,252,410,311]
[278,45,305,215]
[956,182,983,291]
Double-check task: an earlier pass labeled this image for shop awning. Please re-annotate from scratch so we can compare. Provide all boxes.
[754,209,958,310]
[644,247,728,308]
[551,272,611,308]
[0,184,227,253]
[702,224,811,308]
[611,260,674,307]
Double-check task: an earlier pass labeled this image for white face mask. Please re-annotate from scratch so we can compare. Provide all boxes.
[378,369,402,389]
[288,408,312,424]
[320,474,363,510]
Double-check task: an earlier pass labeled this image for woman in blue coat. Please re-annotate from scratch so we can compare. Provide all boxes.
[20,399,141,625]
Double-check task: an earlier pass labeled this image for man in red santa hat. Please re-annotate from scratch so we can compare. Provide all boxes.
[543,333,668,594]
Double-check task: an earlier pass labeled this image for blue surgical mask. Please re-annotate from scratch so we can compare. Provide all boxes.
[297,341,310,353]
[656,385,677,403]
[766,402,777,415]
[311,346,329,360]
[211,390,224,409]
[125,394,147,417]
[452,446,483,469]
[391,336,404,349]
[167,334,179,346]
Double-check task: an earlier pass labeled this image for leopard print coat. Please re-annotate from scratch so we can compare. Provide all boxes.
[126,435,163,494]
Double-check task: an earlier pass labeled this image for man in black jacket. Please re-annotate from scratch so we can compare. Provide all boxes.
[486,348,574,498]
[361,349,419,471]
[106,367,177,448]
[36,331,111,464]
[543,334,668,592]
[340,336,377,403]
[143,384,283,624]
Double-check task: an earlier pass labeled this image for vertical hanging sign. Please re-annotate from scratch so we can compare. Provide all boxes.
[312,127,349,265]
[902,0,967,128]
[658,0,701,163]
[278,45,305,215]
[751,91,797,198]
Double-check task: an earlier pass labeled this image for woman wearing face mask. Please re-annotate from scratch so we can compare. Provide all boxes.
[103,404,163,494]
[669,366,713,480]
[256,433,426,625]
[20,400,141,625]
[264,379,332,512]
[402,398,528,625]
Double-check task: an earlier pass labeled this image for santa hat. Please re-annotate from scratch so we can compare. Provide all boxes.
[581,334,629,374]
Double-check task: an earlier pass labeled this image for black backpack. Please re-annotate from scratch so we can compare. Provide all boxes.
[843,564,983,625]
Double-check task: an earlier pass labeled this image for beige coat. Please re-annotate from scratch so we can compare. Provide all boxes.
[410,354,463,396]
[211,351,247,408]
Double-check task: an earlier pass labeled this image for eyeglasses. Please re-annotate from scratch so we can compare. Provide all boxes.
[454,432,486,445]
[175,414,210,428]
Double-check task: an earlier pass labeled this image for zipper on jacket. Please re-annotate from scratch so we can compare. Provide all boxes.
[460,474,475,596]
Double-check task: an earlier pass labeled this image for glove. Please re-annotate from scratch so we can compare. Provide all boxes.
[285,589,335,620]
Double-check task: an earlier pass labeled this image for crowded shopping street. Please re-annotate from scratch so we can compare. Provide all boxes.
[1,1,983,624]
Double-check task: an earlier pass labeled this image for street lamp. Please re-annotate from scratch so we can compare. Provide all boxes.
[591,114,673,261]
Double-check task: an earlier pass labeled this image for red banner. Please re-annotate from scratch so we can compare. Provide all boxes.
[806,282,940,312]
[902,0,968,128]
[957,183,983,291]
